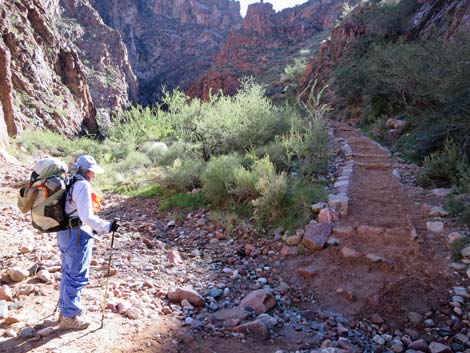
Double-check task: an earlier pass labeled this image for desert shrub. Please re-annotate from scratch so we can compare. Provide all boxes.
[201,154,243,206]
[122,184,163,198]
[109,105,173,145]
[417,140,468,188]
[230,166,258,203]
[279,180,328,231]
[283,57,308,81]
[159,192,207,212]
[333,31,470,159]
[163,79,294,157]
[163,157,206,192]
[254,140,289,171]
[251,157,288,227]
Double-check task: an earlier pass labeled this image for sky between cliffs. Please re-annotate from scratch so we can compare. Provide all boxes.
[239,0,307,16]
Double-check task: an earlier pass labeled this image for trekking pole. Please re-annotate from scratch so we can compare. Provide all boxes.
[100,230,116,329]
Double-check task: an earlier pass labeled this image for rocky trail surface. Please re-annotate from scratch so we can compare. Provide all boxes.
[0,123,470,353]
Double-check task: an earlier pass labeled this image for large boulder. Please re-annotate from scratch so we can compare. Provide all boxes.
[239,289,276,314]
[167,287,205,307]
[302,223,332,251]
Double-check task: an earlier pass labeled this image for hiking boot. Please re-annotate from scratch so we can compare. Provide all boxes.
[59,313,91,330]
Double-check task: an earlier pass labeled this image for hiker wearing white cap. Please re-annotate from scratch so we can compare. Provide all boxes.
[56,155,119,330]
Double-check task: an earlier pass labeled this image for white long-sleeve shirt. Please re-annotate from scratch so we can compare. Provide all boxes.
[65,179,110,235]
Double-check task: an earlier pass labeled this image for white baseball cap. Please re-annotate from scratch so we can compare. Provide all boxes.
[73,155,104,174]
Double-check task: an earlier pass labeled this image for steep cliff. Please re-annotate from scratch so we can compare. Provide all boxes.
[188,0,357,100]
[59,0,138,111]
[0,0,98,142]
[88,0,242,104]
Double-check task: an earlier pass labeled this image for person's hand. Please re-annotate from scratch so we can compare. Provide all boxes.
[109,218,120,233]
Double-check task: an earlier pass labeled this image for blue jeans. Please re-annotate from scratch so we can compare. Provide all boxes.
[57,228,94,318]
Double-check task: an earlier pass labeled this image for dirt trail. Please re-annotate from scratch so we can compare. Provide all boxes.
[280,121,456,326]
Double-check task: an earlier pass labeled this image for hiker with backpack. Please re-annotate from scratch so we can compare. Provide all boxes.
[19,155,119,330]
[56,155,119,330]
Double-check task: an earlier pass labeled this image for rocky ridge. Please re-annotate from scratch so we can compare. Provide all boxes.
[188,0,358,100]
[88,0,242,104]
[0,0,99,143]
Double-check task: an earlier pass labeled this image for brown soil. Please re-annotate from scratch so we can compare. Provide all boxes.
[279,121,457,327]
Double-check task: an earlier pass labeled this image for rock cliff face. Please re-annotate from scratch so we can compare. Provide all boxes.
[60,0,138,111]
[0,0,98,142]
[298,0,470,101]
[188,0,356,100]
[88,0,242,104]
[0,0,140,145]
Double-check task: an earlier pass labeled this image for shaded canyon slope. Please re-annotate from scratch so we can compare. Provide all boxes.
[0,0,98,140]
[187,0,359,100]
[88,0,243,104]
[298,0,470,103]
[0,0,138,145]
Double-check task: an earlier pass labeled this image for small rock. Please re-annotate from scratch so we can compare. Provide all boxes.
[408,339,428,351]
[407,311,424,324]
[0,300,8,318]
[8,267,29,282]
[257,313,278,328]
[341,246,360,258]
[240,289,276,314]
[373,334,385,345]
[167,249,183,266]
[212,307,250,321]
[233,319,269,339]
[431,188,453,197]
[280,246,298,257]
[302,223,332,251]
[36,269,52,283]
[257,278,268,284]
[0,285,13,301]
[167,220,176,228]
[167,287,205,307]
[20,327,36,339]
[126,308,142,320]
[311,202,327,213]
[426,221,444,233]
[461,246,470,258]
[318,208,340,224]
[37,327,55,337]
[453,286,469,298]
[430,206,449,217]
[284,235,302,246]
[429,342,451,353]
[328,194,349,216]
[371,314,384,325]
[181,299,194,310]
[448,232,464,244]
[20,245,33,254]
[297,266,316,279]
[215,231,225,240]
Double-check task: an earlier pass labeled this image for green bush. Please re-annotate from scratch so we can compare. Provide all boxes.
[163,79,294,157]
[164,157,206,192]
[283,57,308,81]
[201,154,243,206]
[159,192,207,212]
[109,105,173,145]
[417,140,468,188]
[333,31,470,159]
